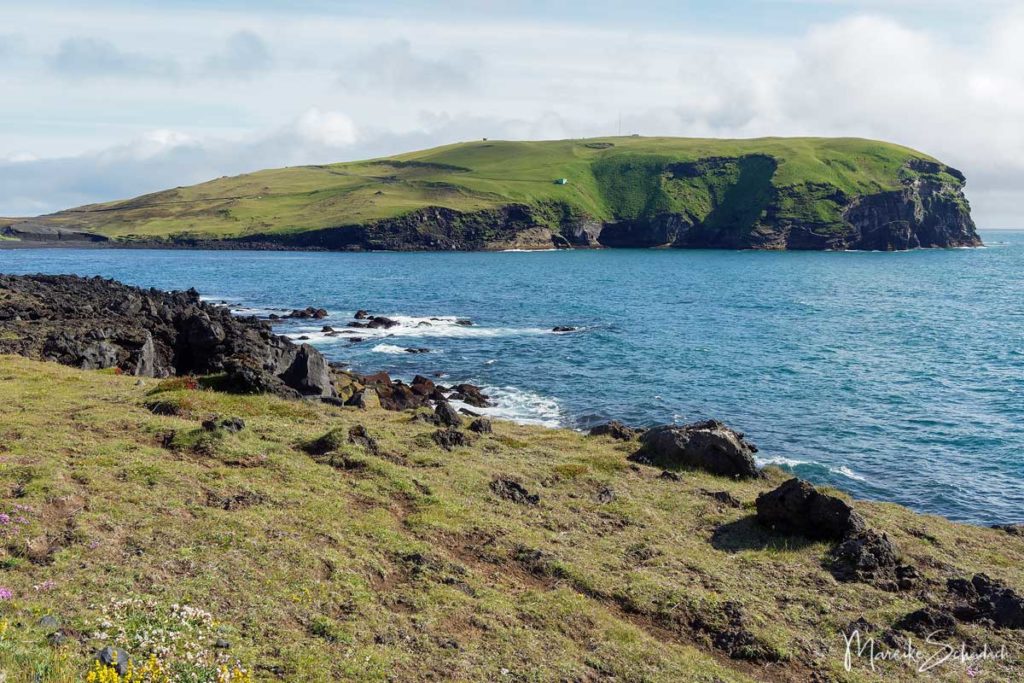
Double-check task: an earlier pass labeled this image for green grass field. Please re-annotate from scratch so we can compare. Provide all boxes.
[0,356,1021,681]
[33,137,949,241]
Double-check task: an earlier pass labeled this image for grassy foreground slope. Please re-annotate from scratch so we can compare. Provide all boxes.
[31,137,946,241]
[0,356,1022,681]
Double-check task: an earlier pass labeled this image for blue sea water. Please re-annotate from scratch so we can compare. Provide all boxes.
[2,231,1022,525]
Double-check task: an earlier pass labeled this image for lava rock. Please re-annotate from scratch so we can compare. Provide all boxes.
[552,326,577,333]
[588,420,639,441]
[490,478,539,505]
[897,608,957,638]
[755,478,866,540]
[830,529,901,584]
[631,420,760,479]
[469,417,493,434]
[433,427,471,451]
[434,402,463,428]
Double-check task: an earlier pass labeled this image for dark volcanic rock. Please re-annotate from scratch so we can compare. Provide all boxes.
[897,608,957,638]
[631,420,760,479]
[434,401,463,427]
[490,478,539,505]
[0,275,338,399]
[755,478,866,540]
[830,529,901,585]
[948,574,1024,629]
[451,383,491,408]
[588,420,639,441]
[283,307,328,319]
[468,417,493,434]
[992,523,1024,536]
[432,427,471,451]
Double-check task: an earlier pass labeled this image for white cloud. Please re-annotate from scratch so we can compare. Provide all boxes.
[203,31,273,78]
[294,108,358,147]
[49,37,181,80]
[340,39,481,95]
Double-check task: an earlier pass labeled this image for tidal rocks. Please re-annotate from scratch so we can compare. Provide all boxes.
[755,478,866,540]
[283,307,328,320]
[992,523,1024,536]
[552,326,577,333]
[631,420,760,479]
[490,478,539,505]
[0,275,336,399]
[449,384,491,408]
[588,420,640,441]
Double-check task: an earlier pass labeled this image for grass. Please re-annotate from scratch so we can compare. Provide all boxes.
[31,136,950,241]
[0,355,1021,681]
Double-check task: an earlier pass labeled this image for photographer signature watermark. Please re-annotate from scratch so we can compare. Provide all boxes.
[843,629,1010,675]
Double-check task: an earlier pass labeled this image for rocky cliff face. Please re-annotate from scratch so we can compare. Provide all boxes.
[204,157,977,252]
[0,275,334,398]
[591,158,980,251]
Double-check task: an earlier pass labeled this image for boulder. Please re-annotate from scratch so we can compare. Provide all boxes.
[632,420,760,479]
[410,375,436,396]
[552,326,577,333]
[347,388,381,410]
[434,401,463,427]
[588,420,639,441]
[755,478,866,540]
[830,529,901,584]
[96,646,130,675]
[469,417,493,434]
[433,427,471,451]
[280,344,335,398]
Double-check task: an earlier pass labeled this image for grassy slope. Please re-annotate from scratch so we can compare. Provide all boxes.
[38,137,942,240]
[0,356,1021,681]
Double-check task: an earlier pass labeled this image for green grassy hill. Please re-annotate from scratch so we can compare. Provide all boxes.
[22,136,972,250]
[0,356,1021,681]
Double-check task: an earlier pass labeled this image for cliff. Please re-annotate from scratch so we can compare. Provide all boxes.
[8,137,980,251]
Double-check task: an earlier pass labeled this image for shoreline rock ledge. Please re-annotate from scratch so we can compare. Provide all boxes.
[0,274,335,399]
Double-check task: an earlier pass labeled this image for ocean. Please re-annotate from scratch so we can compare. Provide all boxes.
[3,230,1021,525]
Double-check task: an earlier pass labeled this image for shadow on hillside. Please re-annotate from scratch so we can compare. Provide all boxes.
[711,515,819,554]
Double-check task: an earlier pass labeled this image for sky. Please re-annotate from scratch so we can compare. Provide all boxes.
[1,0,1022,226]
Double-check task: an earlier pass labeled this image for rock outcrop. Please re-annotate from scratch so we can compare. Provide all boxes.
[630,420,761,479]
[0,274,335,399]
[755,478,866,540]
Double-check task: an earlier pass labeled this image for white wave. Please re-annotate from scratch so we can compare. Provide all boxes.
[285,314,549,341]
[501,248,559,252]
[371,343,411,354]
[756,455,809,468]
[448,385,563,428]
[832,465,869,483]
